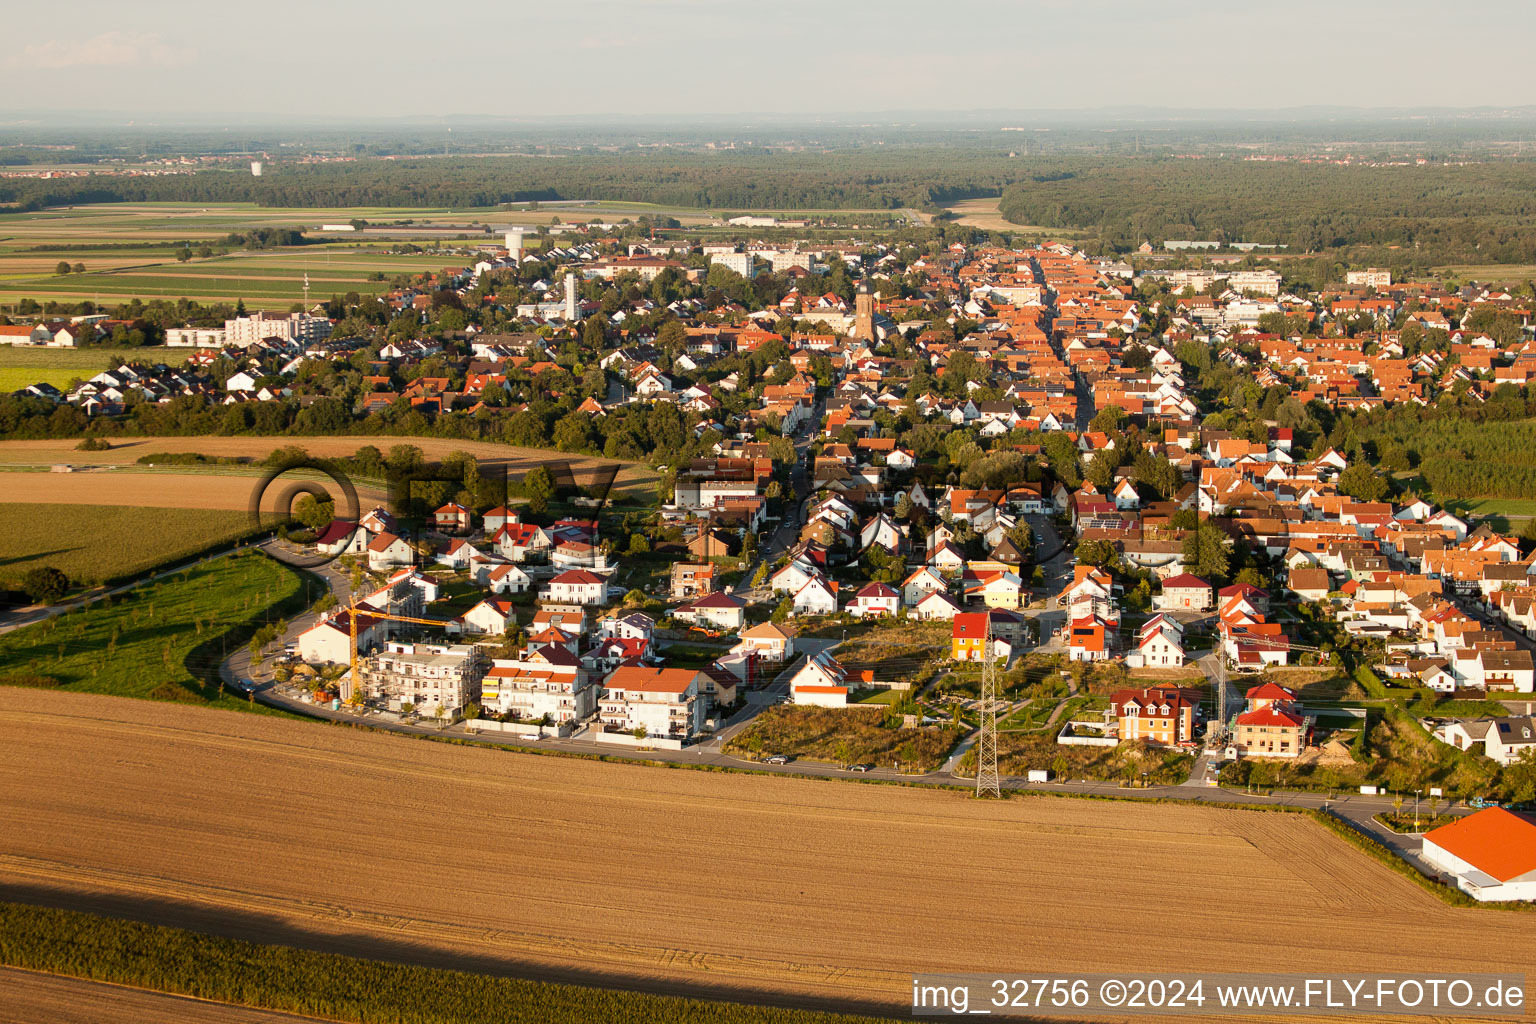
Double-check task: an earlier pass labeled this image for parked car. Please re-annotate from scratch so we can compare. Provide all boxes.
[764,754,791,765]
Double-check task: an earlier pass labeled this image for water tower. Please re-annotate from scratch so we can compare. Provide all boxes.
[505,229,523,259]
[250,161,263,177]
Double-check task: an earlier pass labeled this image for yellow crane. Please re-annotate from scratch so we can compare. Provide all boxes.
[342,595,456,702]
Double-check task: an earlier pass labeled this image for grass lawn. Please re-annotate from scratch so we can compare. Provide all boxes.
[0,551,308,712]
[724,705,959,772]
[0,503,259,589]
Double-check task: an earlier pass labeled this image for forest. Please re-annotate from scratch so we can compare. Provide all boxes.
[7,149,1536,268]
[997,158,1536,264]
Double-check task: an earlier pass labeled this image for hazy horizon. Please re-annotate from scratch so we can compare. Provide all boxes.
[10,0,1536,121]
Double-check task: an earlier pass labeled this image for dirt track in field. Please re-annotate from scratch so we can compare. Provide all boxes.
[4,690,1533,1018]
[0,436,655,491]
[0,968,327,1024]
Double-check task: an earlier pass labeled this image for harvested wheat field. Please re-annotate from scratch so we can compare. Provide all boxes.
[0,436,655,493]
[4,691,1533,1019]
[0,967,327,1024]
[0,473,388,512]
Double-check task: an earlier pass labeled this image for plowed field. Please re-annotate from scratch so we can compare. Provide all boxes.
[4,690,1532,1018]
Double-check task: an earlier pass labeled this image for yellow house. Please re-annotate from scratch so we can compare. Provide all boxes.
[964,570,1025,609]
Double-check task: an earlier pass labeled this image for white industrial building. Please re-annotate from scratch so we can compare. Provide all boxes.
[1420,808,1536,902]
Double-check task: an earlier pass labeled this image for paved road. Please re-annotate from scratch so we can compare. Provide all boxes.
[231,627,1456,891]
[218,540,352,695]
[732,403,818,600]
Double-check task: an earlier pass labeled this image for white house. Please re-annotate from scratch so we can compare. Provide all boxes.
[480,652,594,728]
[788,651,857,707]
[597,666,704,745]
[546,569,608,606]
[1124,615,1185,668]
[731,621,796,663]
[914,590,962,621]
[462,598,517,636]
[791,575,838,616]
[486,563,533,595]
[847,582,900,618]
[1434,717,1536,766]
[769,557,820,595]
[597,611,655,642]
[673,592,746,630]
[902,566,949,606]
[367,532,414,571]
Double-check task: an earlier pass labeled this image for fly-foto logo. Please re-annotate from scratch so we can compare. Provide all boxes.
[250,453,624,571]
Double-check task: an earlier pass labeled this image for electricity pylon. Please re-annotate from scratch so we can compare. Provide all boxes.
[976,614,1001,798]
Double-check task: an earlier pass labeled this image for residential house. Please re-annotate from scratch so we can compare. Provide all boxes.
[462,598,517,636]
[367,531,414,571]
[1124,615,1186,668]
[1153,573,1213,612]
[848,582,900,618]
[1231,682,1309,758]
[731,621,796,664]
[789,650,868,707]
[433,503,473,534]
[598,666,705,744]
[1111,685,1200,747]
[791,575,839,616]
[1435,717,1536,766]
[674,592,747,630]
[914,590,963,621]
[902,566,949,606]
[546,569,608,606]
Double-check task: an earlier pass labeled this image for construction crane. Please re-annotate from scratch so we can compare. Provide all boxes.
[341,595,456,703]
[1207,631,1333,749]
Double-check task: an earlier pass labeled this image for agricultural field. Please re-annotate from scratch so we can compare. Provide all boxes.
[0,344,192,392]
[0,199,749,311]
[0,248,459,309]
[0,967,323,1024]
[724,705,957,771]
[939,197,1088,238]
[6,689,1536,1016]
[0,435,657,495]
[1442,497,1536,528]
[0,503,257,587]
[0,552,307,712]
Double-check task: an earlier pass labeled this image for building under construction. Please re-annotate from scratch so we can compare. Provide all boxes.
[363,641,486,715]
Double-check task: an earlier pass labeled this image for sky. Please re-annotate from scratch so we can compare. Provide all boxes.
[10,0,1536,121]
